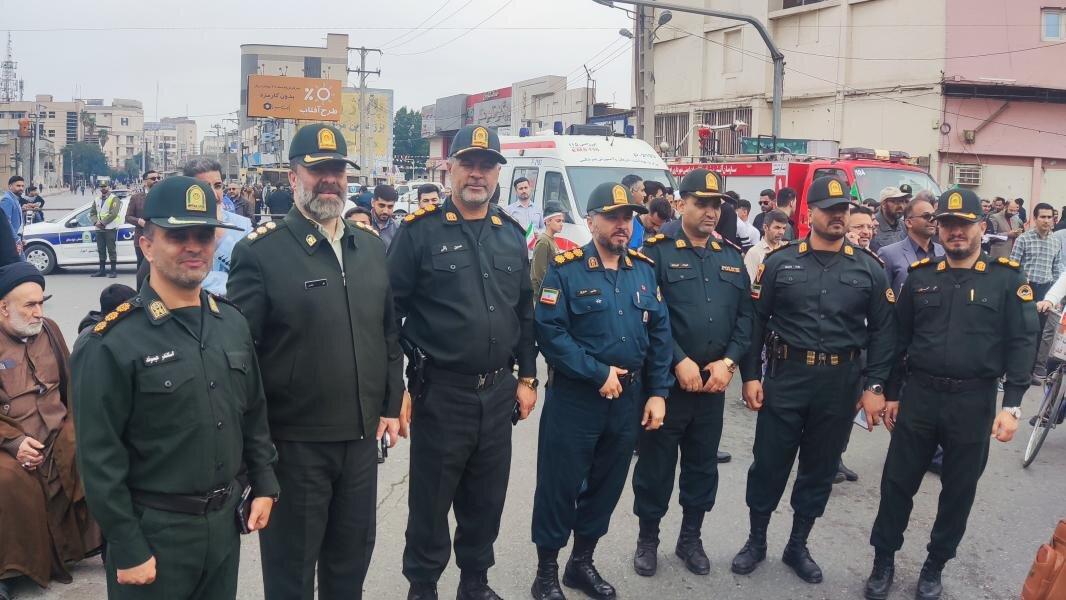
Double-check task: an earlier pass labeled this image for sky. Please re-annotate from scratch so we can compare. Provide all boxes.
[6,0,636,138]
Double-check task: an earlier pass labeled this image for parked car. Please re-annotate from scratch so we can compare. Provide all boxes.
[22,201,137,275]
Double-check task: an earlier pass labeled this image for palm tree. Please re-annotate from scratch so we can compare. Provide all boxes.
[80,110,96,142]
[97,127,109,149]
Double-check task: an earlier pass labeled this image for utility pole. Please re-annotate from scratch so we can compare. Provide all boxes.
[347,47,381,185]
[584,65,595,123]
[633,4,657,145]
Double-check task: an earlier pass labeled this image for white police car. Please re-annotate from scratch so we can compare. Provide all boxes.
[23,201,137,275]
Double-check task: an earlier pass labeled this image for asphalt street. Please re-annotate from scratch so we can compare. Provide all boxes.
[10,191,1065,599]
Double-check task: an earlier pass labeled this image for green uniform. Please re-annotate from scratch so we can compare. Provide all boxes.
[72,283,279,599]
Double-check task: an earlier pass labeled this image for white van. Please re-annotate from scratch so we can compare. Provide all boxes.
[497,133,676,250]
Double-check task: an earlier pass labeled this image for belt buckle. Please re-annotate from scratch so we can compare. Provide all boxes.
[806,350,816,366]
[830,354,839,366]
[477,373,488,390]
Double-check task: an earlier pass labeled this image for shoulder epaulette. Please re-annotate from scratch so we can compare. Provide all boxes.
[402,203,440,224]
[855,244,884,266]
[246,220,280,242]
[90,300,137,336]
[209,292,243,314]
[719,237,742,253]
[995,257,1021,269]
[908,257,934,272]
[552,247,586,266]
[351,220,381,238]
[628,248,655,266]
[644,233,667,245]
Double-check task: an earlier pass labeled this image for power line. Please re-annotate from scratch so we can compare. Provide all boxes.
[379,0,456,49]
[390,0,517,56]
[6,25,619,33]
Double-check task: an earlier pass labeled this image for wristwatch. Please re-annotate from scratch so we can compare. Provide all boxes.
[722,357,737,373]
[519,377,540,391]
[865,383,885,395]
[1004,406,1022,420]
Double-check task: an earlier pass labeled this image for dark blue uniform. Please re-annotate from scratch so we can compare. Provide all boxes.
[532,244,674,549]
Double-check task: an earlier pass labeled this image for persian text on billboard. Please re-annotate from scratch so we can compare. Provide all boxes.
[247,75,342,121]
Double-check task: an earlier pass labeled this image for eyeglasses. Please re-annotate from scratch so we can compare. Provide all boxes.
[907,213,936,222]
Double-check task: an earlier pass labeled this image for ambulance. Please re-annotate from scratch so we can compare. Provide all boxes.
[497,131,677,251]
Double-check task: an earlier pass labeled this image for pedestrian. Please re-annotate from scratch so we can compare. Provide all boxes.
[734,176,896,585]
[90,182,122,278]
[744,209,790,282]
[531,181,672,600]
[344,204,372,227]
[124,170,161,267]
[223,182,240,213]
[752,189,776,232]
[265,184,294,221]
[370,184,399,250]
[870,186,911,252]
[631,170,753,578]
[622,174,646,206]
[864,188,1036,600]
[77,283,138,333]
[71,176,279,600]
[387,125,537,600]
[416,184,441,210]
[506,177,543,237]
[181,158,253,297]
[22,186,44,223]
[0,260,103,599]
[847,205,876,249]
[1015,197,1027,223]
[1010,202,1061,384]
[630,197,673,249]
[878,191,945,295]
[530,200,567,297]
[235,186,256,222]
[3,176,24,242]
[228,124,402,600]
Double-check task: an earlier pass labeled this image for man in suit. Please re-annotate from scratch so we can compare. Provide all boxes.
[878,192,944,295]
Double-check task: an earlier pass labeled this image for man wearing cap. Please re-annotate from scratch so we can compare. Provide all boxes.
[531,182,672,600]
[870,186,911,253]
[630,170,753,579]
[734,176,896,585]
[531,200,568,297]
[228,124,403,600]
[863,188,1036,600]
[71,176,279,600]
[90,181,123,278]
[388,125,536,600]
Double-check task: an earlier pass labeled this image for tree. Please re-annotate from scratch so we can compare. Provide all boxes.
[393,107,428,172]
[62,142,110,183]
[97,127,109,149]
[123,152,147,179]
[80,110,96,140]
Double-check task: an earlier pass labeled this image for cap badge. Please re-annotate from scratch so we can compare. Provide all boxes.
[612,184,628,205]
[705,172,719,192]
[947,192,963,210]
[445,211,458,222]
[490,215,503,226]
[827,180,844,197]
[472,127,489,149]
[149,300,169,320]
[317,127,338,151]
[588,256,600,269]
[186,185,207,212]
[306,234,316,246]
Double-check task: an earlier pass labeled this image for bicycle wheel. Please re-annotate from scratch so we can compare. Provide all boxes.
[1023,369,1061,467]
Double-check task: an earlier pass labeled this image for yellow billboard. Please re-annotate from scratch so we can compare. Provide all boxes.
[333,88,394,173]
[247,75,342,121]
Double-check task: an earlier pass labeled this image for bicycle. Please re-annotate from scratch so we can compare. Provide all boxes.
[1023,308,1066,467]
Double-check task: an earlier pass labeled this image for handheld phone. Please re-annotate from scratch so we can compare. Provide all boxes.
[511,401,521,426]
[378,433,390,464]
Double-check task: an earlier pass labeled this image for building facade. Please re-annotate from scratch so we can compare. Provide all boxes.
[0,94,84,184]
[144,117,197,174]
[83,98,145,170]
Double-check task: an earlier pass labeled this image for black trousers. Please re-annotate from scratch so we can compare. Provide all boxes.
[532,374,641,549]
[746,360,860,518]
[402,374,517,583]
[632,386,724,520]
[260,438,378,600]
[870,376,996,563]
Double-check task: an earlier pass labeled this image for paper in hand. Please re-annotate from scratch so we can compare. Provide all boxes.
[853,407,869,430]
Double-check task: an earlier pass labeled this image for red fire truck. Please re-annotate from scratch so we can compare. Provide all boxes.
[669,148,942,237]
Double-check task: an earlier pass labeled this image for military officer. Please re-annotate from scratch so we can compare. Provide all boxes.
[631,169,754,578]
[863,188,1037,600]
[387,125,537,600]
[734,176,896,585]
[228,124,404,600]
[531,182,673,600]
[71,176,279,599]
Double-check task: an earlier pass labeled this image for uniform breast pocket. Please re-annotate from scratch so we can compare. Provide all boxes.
[838,270,872,307]
[718,269,747,291]
[493,254,524,304]
[967,290,1002,333]
[225,350,251,409]
[571,296,611,343]
[914,291,942,312]
[134,368,198,433]
[431,249,473,273]
[665,268,699,300]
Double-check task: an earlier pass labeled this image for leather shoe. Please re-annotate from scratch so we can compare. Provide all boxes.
[563,537,615,600]
[716,450,731,463]
[457,571,501,600]
[408,581,438,600]
[863,553,894,600]
[838,460,858,482]
[915,560,943,600]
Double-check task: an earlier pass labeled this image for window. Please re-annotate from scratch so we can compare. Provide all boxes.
[695,106,752,155]
[48,130,55,137]
[510,167,540,199]
[1043,10,1064,41]
[304,56,322,78]
[542,171,570,217]
[782,0,827,8]
[121,117,129,126]
[723,29,743,74]
[655,113,691,156]
[127,135,134,143]
[47,111,55,118]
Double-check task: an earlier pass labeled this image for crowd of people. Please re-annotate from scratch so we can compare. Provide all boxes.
[0,122,1054,600]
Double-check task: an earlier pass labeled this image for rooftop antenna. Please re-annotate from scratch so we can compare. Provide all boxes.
[1,32,23,102]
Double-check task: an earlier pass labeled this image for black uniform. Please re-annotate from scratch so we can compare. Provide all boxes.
[387,198,537,584]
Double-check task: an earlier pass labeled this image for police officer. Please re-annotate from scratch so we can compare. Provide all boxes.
[531,182,673,600]
[631,169,753,578]
[228,124,404,600]
[71,176,279,599]
[863,188,1036,600]
[387,125,537,600]
[734,176,897,585]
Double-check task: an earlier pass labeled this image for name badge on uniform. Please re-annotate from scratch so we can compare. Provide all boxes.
[576,289,600,297]
[305,279,328,290]
[143,350,178,367]
[669,263,691,269]
[721,265,741,273]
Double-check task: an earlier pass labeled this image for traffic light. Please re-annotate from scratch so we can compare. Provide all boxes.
[18,118,31,138]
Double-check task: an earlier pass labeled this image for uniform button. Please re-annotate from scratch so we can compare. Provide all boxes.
[618,310,624,316]
[615,288,621,293]
[621,336,627,342]
[450,265,457,270]
[708,317,714,323]
[215,461,223,471]
[483,273,489,279]
[820,314,826,319]
[488,305,495,312]
[852,279,859,284]
[489,337,497,344]
[507,266,513,272]
[209,381,217,389]
[163,380,172,388]
[201,343,206,350]
[706,298,712,302]
[216,421,224,430]
[954,283,960,289]
[704,277,710,282]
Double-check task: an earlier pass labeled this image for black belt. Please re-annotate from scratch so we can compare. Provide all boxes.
[619,371,640,387]
[776,344,859,366]
[424,365,512,391]
[131,481,234,516]
[908,371,997,393]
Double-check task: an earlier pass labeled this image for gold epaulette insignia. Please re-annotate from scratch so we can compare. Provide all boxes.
[644,233,667,245]
[627,248,655,265]
[353,221,380,237]
[91,301,135,336]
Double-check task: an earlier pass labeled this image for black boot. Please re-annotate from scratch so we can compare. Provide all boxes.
[731,512,770,575]
[91,263,106,277]
[108,263,117,278]
[863,550,895,600]
[408,581,438,600]
[915,558,944,600]
[457,570,501,600]
[838,459,858,482]
[531,547,567,600]
[563,536,615,600]
[675,511,710,575]
[782,515,823,584]
[633,518,659,576]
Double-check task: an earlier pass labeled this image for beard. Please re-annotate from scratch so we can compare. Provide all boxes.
[944,239,980,260]
[295,179,344,221]
[594,231,628,255]
[457,184,491,207]
[154,254,210,290]
[7,311,43,337]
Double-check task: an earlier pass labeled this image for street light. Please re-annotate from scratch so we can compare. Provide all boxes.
[619,28,634,39]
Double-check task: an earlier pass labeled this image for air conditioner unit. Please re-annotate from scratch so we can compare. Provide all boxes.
[949,163,982,187]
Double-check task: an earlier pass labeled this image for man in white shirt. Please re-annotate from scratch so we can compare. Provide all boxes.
[505,177,542,236]
[744,210,789,282]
